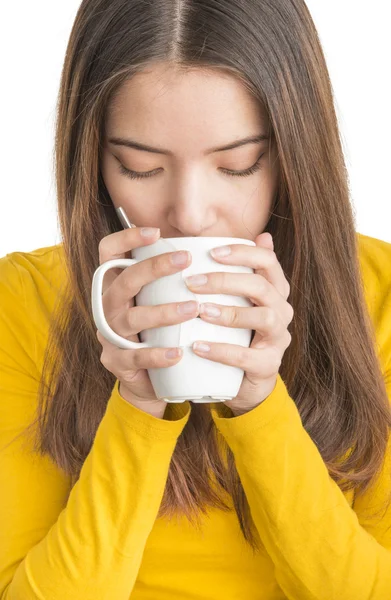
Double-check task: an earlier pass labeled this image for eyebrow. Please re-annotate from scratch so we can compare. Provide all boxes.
[108,133,270,156]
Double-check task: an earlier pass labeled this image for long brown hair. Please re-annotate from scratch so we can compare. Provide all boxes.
[24,0,391,553]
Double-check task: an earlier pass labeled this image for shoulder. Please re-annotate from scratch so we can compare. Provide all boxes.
[0,243,67,308]
[356,232,391,286]
[356,231,391,306]
[0,244,68,371]
[0,242,65,287]
[356,232,391,370]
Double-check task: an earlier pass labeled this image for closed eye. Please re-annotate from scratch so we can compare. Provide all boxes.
[116,153,265,181]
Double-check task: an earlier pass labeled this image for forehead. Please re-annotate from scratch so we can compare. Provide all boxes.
[105,63,267,137]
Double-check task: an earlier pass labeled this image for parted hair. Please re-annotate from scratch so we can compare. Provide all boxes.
[19,0,391,553]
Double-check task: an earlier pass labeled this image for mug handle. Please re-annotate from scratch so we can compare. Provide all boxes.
[91,258,149,350]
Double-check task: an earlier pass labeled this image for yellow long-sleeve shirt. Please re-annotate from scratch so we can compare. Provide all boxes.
[0,232,391,600]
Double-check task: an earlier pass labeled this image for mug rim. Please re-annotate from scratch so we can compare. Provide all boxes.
[162,236,256,244]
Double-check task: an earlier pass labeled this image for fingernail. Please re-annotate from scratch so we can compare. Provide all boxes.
[193,341,211,353]
[177,300,198,314]
[171,251,190,266]
[140,227,160,237]
[200,303,221,317]
[165,347,182,359]
[210,245,231,258]
[185,274,208,287]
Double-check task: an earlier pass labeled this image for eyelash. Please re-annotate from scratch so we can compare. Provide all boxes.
[117,154,265,181]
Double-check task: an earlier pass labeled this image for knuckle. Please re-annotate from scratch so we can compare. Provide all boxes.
[133,347,160,369]
[123,268,136,293]
[236,346,249,368]
[162,302,174,321]
[228,307,240,328]
[268,250,278,266]
[287,302,294,323]
[151,255,162,277]
[131,348,144,369]
[216,271,227,289]
[284,330,292,348]
[264,307,276,329]
[153,303,173,327]
[125,305,142,335]
[152,303,171,327]
[151,347,166,367]
[256,275,266,293]
[270,346,282,370]
[126,306,138,333]
[131,348,149,369]
[98,238,108,264]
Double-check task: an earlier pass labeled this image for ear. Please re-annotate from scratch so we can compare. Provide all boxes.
[255,232,274,250]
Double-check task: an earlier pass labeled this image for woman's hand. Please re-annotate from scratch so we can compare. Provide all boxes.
[185,233,293,416]
[96,226,200,418]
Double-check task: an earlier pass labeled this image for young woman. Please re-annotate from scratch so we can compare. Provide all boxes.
[1,1,390,598]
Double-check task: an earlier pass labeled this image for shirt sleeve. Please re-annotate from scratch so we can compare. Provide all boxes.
[0,255,191,600]
[210,371,391,600]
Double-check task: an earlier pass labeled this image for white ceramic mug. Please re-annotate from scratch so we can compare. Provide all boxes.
[91,236,256,403]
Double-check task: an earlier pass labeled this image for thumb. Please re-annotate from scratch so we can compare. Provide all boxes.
[255,232,274,250]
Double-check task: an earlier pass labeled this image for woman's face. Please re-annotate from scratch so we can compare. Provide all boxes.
[101,63,279,239]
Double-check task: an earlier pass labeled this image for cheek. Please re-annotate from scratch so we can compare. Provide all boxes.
[100,154,166,222]
[234,183,276,233]
[243,195,274,222]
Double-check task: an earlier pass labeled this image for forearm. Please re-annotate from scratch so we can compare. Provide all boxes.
[3,383,190,599]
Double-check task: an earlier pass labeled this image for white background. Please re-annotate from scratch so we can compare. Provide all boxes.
[1,1,390,257]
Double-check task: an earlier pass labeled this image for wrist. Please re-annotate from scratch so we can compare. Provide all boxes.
[118,383,167,419]
[130,399,167,419]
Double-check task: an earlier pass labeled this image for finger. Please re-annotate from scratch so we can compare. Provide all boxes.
[96,330,184,371]
[96,331,183,401]
[209,243,289,299]
[199,303,292,335]
[185,271,284,309]
[109,300,200,338]
[99,226,161,291]
[102,249,191,315]
[191,340,282,379]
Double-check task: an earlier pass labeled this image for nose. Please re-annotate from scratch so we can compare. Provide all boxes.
[166,186,217,237]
